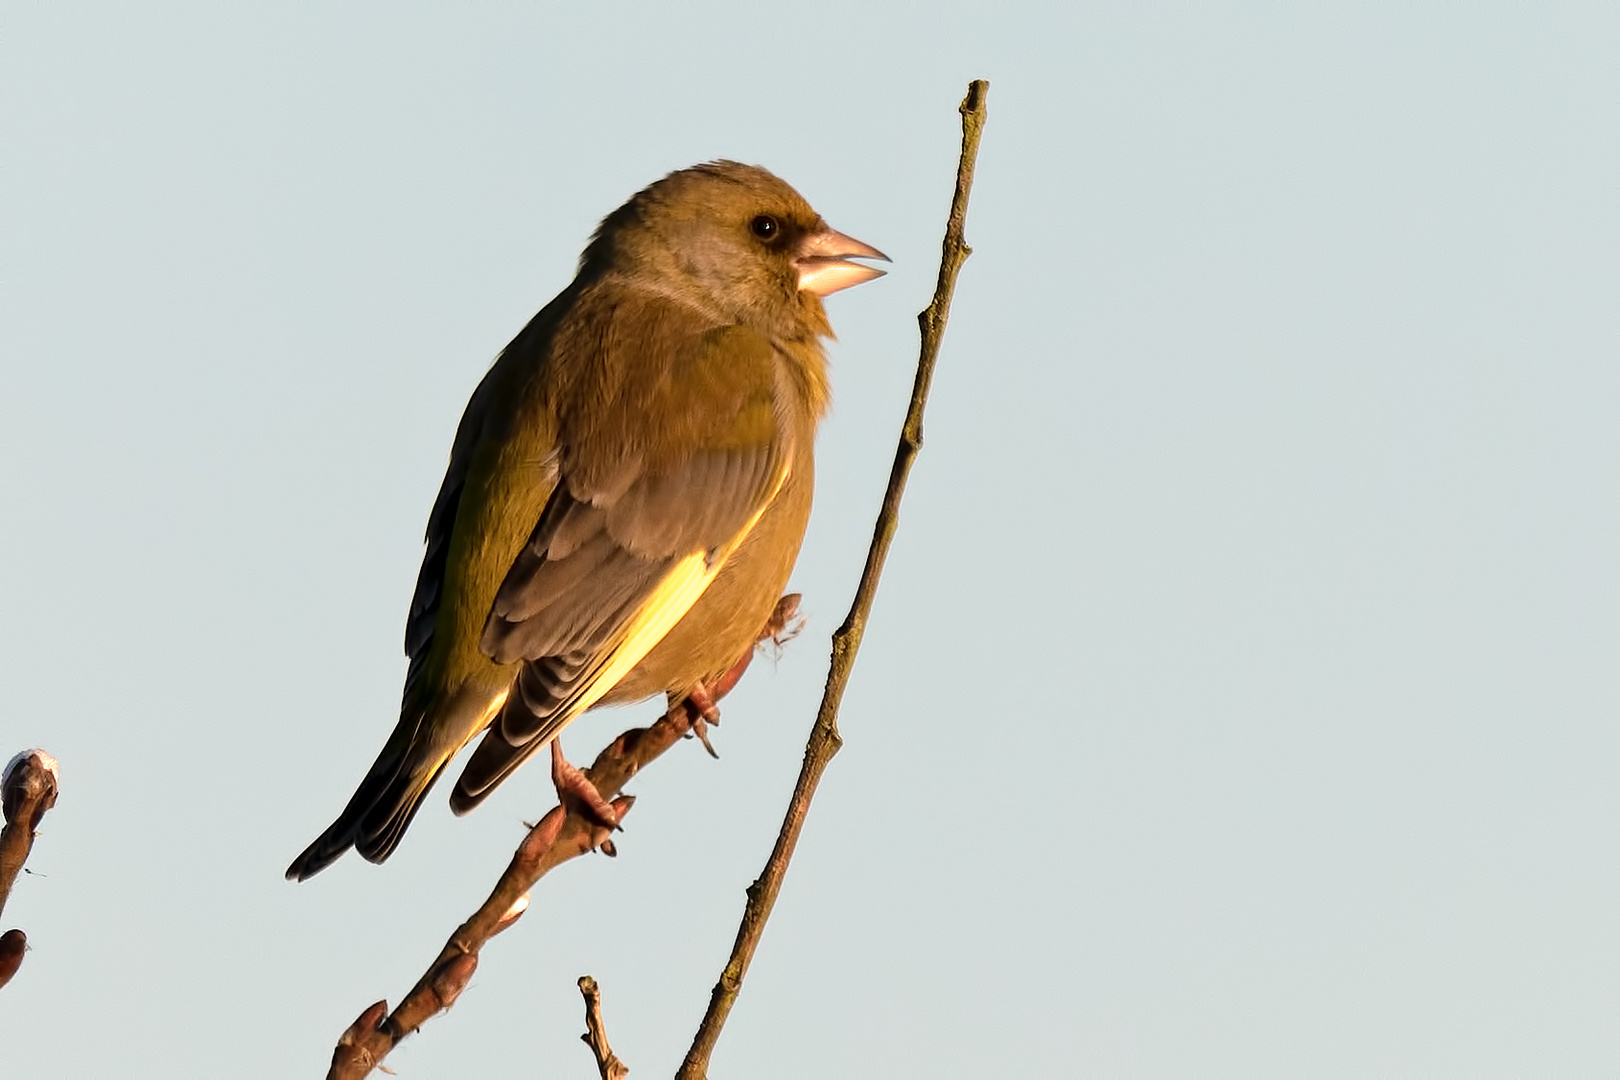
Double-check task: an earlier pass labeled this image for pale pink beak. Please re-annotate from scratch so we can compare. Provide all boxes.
[794,225,889,296]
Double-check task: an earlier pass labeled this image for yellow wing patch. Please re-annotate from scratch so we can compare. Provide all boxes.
[561,462,789,720]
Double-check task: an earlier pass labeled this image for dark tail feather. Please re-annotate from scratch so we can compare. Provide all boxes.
[447,722,546,816]
[284,740,446,881]
[447,658,587,815]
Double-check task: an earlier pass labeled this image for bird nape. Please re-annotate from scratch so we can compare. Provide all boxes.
[286,161,886,881]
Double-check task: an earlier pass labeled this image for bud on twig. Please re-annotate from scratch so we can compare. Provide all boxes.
[1,747,61,989]
[2,750,59,830]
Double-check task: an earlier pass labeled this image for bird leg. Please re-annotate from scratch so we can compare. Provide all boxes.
[678,593,804,759]
[550,739,620,830]
[682,683,724,759]
[758,591,805,651]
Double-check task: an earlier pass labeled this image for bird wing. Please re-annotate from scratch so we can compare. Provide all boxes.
[284,306,565,879]
[451,322,792,808]
[402,377,500,709]
[399,294,575,716]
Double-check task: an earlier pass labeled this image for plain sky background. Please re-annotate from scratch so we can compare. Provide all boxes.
[2,5,1615,1077]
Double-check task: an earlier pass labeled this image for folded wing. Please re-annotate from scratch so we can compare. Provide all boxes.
[450,326,790,811]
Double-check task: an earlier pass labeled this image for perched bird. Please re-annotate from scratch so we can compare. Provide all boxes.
[287,162,886,880]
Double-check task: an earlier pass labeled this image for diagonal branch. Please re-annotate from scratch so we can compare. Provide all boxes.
[324,595,801,1080]
[676,78,990,1080]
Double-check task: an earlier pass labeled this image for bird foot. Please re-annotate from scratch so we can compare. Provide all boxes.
[682,682,722,759]
[550,739,619,829]
[676,594,806,759]
[686,682,722,725]
[674,645,740,761]
[761,592,805,651]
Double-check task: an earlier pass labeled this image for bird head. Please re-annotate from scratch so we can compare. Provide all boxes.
[581,161,888,339]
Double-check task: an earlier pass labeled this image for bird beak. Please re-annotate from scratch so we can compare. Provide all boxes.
[794,226,890,296]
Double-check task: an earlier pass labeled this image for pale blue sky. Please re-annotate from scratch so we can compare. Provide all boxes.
[2,5,1614,1077]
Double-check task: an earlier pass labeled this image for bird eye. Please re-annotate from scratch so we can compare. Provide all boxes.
[749,214,781,241]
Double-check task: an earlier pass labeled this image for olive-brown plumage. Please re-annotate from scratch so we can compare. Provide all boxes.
[287,162,885,880]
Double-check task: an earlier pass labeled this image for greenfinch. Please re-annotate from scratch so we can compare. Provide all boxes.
[287,162,885,880]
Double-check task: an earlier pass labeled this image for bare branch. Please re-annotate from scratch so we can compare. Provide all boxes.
[1,748,59,991]
[677,79,990,1079]
[577,976,630,1080]
[324,595,801,1080]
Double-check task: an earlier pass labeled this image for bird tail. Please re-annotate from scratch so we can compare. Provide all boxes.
[447,650,604,814]
[285,686,507,881]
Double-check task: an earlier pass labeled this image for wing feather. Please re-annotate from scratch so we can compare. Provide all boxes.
[450,325,793,811]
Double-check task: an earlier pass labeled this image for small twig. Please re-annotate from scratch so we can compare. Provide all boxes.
[577,976,630,1080]
[1,748,59,992]
[324,595,801,1080]
[676,79,989,1080]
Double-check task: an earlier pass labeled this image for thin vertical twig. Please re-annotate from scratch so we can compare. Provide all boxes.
[677,78,990,1080]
